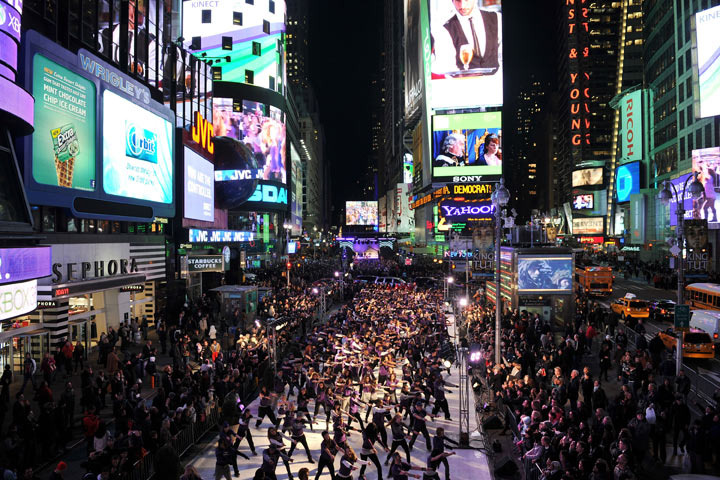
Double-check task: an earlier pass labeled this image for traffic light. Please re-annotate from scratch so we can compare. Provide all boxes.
[286,262,291,269]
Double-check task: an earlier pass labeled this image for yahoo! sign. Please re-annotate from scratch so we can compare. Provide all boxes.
[439,199,495,222]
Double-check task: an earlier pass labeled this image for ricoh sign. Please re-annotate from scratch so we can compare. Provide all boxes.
[621,90,642,161]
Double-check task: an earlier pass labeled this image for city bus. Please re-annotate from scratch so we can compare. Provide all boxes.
[686,283,720,310]
[575,264,613,296]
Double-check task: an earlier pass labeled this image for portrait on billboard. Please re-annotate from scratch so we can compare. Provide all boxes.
[212,98,286,184]
[692,147,720,222]
[518,257,572,292]
[684,219,708,251]
[572,168,603,187]
[472,224,493,251]
[429,0,502,109]
[432,112,502,179]
[572,194,593,210]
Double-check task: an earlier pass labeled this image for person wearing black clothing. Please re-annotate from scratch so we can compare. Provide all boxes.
[422,450,454,480]
[315,431,340,480]
[261,444,292,480]
[386,414,411,464]
[359,423,389,480]
[220,422,248,476]
[236,408,257,455]
[430,376,455,420]
[389,452,424,480]
[267,427,294,479]
[431,428,457,480]
[256,387,279,428]
[286,413,314,463]
[215,437,247,480]
[408,403,433,451]
[598,344,611,382]
[672,395,691,455]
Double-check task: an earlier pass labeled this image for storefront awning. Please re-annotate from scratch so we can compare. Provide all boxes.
[51,273,147,300]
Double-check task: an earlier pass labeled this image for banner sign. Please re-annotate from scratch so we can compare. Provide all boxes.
[621,90,642,161]
[187,255,224,272]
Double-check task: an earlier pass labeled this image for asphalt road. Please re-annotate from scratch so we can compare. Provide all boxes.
[597,276,720,396]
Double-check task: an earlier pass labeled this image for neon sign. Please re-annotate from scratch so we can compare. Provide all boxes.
[566,0,591,148]
[191,111,214,155]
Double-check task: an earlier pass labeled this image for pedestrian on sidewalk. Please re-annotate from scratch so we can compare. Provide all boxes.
[61,339,74,378]
[48,461,67,480]
[40,353,56,386]
[73,340,85,373]
[1,364,12,404]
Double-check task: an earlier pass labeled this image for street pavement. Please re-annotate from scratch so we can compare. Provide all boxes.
[186,316,494,480]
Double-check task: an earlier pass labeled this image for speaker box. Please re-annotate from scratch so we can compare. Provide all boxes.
[483,415,503,430]
[494,457,518,477]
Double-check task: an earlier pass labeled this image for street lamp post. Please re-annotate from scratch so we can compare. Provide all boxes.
[491,178,510,366]
[658,173,704,375]
[283,222,292,288]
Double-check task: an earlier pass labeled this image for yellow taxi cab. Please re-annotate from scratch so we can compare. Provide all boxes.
[657,328,715,359]
[610,293,650,320]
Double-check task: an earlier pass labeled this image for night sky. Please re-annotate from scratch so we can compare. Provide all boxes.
[308,0,554,217]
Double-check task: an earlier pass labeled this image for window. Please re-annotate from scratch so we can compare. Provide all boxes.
[686,78,692,99]
[245,70,254,84]
[697,129,704,149]
[688,132,693,153]
[269,76,275,91]
[202,9,211,23]
[687,105,693,126]
[245,0,254,4]
[680,137,686,159]
[252,41,262,56]
[222,36,232,50]
[263,20,270,34]
[233,11,243,25]
[706,125,713,148]
[269,0,275,13]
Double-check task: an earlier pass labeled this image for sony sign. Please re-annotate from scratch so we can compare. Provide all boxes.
[0,280,38,321]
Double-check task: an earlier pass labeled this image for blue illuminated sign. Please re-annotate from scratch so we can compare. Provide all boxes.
[615,162,640,203]
[188,229,255,243]
[0,247,52,284]
[125,123,158,163]
[247,183,288,205]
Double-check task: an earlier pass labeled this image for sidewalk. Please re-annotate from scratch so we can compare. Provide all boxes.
[6,330,176,478]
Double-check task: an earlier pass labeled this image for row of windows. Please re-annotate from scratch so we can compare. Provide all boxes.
[32,206,165,235]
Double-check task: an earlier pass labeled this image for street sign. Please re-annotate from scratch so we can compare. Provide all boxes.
[674,304,691,330]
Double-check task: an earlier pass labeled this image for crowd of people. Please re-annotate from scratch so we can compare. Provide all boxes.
[458,291,720,479]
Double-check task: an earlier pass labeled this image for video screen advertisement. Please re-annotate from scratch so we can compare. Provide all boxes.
[184,147,215,222]
[695,5,720,119]
[346,201,378,226]
[428,0,502,110]
[573,194,593,210]
[572,168,603,188]
[672,146,720,225]
[432,111,501,180]
[517,255,573,292]
[182,0,286,91]
[615,162,640,203]
[22,31,175,220]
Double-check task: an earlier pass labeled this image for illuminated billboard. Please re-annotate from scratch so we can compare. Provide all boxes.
[438,198,494,222]
[615,162,640,203]
[621,90,642,161]
[290,144,303,235]
[184,147,215,222]
[182,0,286,91]
[428,0,502,109]
[102,90,174,204]
[572,168,603,187]
[517,256,572,292]
[346,201,378,226]
[695,5,720,118]
[23,31,175,220]
[212,97,286,184]
[573,217,604,235]
[432,111,501,180]
[573,194,593,210]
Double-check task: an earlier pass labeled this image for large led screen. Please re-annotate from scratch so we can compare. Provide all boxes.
[695,5,720,118]
[184,147,215,222]
[102,89,173,204]
[32,54,97,192]
[572,168,603,187]
[517,256,572,292]
[573,194,593,210]
[346,201,378,226]
[182,0,285,90]
[687,146,720,223]
[428,0,502,109]
[573,217,604,235]
[615,162,640,203]
[432,111,501,179]
[212,97,286,184]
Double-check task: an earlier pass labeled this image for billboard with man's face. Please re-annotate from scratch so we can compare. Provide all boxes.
[517,256,573,292]
[428,0,503,109]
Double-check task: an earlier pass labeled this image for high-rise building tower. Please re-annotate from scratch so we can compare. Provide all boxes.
[287,0,311,89]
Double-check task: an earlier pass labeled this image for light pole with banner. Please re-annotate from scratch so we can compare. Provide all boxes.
[657,172,704,375]
[491,178,510,366]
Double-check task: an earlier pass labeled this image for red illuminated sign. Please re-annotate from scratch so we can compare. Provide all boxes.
[54,288,70,296]
[579,236,604,244]
[566,0,591,148]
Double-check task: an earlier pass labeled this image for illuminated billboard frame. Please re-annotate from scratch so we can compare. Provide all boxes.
[346,201,378,226]
[183,147,215,222]
[517,255,573,293]
[572,194,593,210]
[432,111,502,180]
[428,0,503,110]
[572,168,603,188]
[695,5,720,119]
[182,0,286,92]
[573,217,604,235]
[22,31,176,221]
[615,162,640,203]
